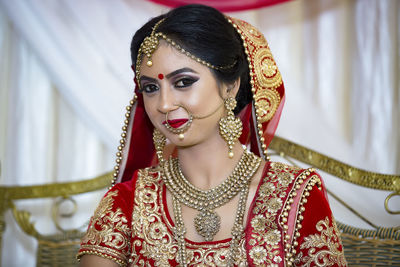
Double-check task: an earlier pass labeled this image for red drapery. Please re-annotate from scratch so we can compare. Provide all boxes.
[146,0,291,12]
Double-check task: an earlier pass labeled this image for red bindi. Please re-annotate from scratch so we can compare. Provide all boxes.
[158,73,164,80]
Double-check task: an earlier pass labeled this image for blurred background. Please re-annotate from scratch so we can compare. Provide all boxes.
[0,0,399,266]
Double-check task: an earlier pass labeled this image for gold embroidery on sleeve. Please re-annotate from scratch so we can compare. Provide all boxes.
[79,189,130,265]
[298,217,347,266]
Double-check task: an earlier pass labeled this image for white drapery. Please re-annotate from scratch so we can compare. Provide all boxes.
[0,0,399,266]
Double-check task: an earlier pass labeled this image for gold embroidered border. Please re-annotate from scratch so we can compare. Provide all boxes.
[296,217,347,266]
[280,172,321,265]
[77,246,127,267]
[248,162,301,265]
[130,168,177,265]
[130,167,248,266]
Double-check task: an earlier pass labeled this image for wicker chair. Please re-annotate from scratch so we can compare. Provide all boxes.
[338,223,400,266]
[33,230,83,266]
[0,173,111,267]
[0,136,398,266]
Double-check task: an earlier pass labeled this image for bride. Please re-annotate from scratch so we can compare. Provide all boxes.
[77,4,347,266]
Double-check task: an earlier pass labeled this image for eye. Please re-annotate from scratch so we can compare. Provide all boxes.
[140,83,159,94]
[174,77,198,88]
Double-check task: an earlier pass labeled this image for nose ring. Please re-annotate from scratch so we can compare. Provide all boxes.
[164,105,193,140]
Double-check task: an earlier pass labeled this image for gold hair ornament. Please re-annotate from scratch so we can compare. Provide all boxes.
[135,18,237,89]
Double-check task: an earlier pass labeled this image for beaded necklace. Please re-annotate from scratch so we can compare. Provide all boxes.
[162,151,261,266]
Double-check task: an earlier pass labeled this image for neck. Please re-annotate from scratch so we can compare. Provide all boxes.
[176,134,245,190]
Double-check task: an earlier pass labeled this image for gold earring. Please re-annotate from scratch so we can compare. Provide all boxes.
[153,128,166,164]
[219,97,243,158]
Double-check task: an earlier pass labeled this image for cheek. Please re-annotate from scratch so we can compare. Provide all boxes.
[184,82,221,112]
[143,96,159,123]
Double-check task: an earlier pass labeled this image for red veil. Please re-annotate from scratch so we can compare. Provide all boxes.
[113,17,285,185]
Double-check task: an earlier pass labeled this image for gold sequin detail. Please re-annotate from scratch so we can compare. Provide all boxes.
[78,190,130,265]
[254,48,282,89]
[254,89,281,123]
[228,17,283,160]
[249,162,301,265]
[280,169,319,266]
[296,217,347,266]
[228,17,282,127]
[235,19,267,47]
[130,168,248,266]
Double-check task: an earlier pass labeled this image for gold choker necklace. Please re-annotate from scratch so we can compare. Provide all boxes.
[162,150,261,266]
[163,150,261,241]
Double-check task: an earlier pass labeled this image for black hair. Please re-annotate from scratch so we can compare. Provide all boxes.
[130,4,252,114]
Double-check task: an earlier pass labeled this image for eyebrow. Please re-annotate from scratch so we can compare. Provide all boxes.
[166,67,198,79]
[140,76,157,83]
[140,67,198,83]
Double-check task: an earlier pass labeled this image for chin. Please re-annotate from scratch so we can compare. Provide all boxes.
[169,135,198,148]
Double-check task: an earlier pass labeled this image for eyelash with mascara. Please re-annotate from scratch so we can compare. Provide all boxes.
[139,76,199,93]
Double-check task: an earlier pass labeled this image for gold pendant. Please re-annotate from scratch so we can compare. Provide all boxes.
[194,209,221,241]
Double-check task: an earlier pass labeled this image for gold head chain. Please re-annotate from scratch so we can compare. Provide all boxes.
[135,18,236,87]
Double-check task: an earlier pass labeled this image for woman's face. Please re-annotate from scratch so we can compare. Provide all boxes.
[139,42,231,147]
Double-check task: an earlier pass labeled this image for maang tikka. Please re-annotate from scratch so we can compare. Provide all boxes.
[219,97,243,158]
[135,18,236,90]
[153,128,166,163]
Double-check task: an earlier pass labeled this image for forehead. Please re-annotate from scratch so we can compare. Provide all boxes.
[139,41,210,76]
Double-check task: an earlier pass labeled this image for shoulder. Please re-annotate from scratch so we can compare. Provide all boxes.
[77,178,137,265]
[77,166,164,265]
[111,166,163,195]
[247,161,318,265]
[247,162,346,266]
[258,161,319,198]
[264,163,347,266]
[252,161,320,218]
[129,166,164,193]
[135,165,162,181]
[88,166,163,223]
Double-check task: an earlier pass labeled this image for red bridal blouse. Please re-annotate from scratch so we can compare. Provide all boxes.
[78,161,347,266]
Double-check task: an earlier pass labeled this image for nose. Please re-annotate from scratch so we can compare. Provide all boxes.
[157,87,176,114]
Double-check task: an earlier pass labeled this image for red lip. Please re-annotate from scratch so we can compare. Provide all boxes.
[163,119,188,129]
